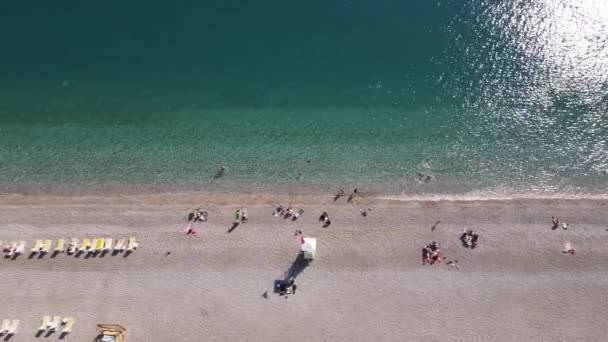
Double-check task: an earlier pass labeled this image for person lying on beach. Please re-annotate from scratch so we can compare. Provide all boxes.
[334,188,346,201]
[293,208,304,221]
[283,208,294,220]
[446,260,459,270]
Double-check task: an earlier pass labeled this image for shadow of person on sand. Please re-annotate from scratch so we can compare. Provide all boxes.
[228,222,239,233]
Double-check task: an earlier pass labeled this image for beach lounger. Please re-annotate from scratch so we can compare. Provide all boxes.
[103,238,112,251]
[114,238,126,252]
[7,319,19,335]
[127,237,139,251]
[14,241,26,255]
[55,239,66,253]
[49,316,61,331]
[92,238,104,252]
[0,319,10,334]
[41,240,52,253]
[5,242,16,257]
[67,238,78,254]
[61,317,74,333]
[38,316,51,331]
[78,239,91,252]
[31,239,44,253]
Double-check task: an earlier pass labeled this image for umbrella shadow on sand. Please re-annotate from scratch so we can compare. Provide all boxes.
[264,253,311,296]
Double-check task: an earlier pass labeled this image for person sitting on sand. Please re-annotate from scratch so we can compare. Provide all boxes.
[241,209,248,223]
[318,212,331,227]
[552,217,560,230]
[274,205,284,217]
[234,209,241,223]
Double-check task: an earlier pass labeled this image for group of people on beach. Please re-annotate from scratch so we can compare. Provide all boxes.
[234,208,248,223]
[273,205,304,221]
[460,229,479,249]
[422,241,442,265]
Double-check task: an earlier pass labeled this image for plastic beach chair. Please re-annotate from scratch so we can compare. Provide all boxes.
[61,317,74,333]
[31,239,44,253]
[0,319,10,334]
[49,316,61,331]
[102,238,112,251]
[7,319,19,335]
[114,238,126,252]
[67,238,78,254]
[94,238,104,252]
[38,316,51,331]
[15,241,26,255]
[55,239,66,253]
[127,237,139,251]
[41,240,52,253]
[78,239,91,252]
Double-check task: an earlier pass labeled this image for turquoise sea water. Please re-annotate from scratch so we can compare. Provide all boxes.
[0,1,607,197]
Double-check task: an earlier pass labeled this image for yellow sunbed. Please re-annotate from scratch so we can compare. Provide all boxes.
[38,316,51,331]
[41,240,52,253]
[31,239,44,253]
[54,239,66,252]
[62,317,75,333]
[127,237,138,251]
[93,238,104,251]
[78,239,91,251]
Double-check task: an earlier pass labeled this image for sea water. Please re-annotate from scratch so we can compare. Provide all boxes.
[0,1,607,198]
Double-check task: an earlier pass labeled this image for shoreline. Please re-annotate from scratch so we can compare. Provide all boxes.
[1,191,608,207]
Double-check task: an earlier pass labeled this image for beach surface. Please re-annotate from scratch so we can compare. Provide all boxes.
[1,193,607,342]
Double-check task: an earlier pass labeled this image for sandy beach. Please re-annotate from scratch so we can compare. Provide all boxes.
[1,193,608,342]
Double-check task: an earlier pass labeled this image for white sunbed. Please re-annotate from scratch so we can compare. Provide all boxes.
[114,238,126,252]
[67,238,79,254]
[103,238,112,251]
[61,317,75,333]
[14,241,26,255]
[49,316,61,331]
[5,242,17,257]
[38,316,51,331]
[0,319,10,334]
[7,319,19,335]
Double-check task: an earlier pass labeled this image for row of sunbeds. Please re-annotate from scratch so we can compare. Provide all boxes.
[1,316,75,337]
[39,316,75,334]
[0,319,19,336]
[2,237,139,257]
